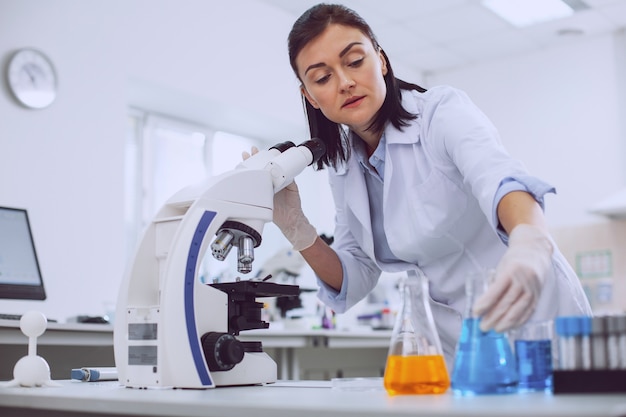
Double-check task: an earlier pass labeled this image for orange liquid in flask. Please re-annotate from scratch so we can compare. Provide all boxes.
[384,354,450,395]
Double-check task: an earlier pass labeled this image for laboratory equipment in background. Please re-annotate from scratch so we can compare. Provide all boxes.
[553,314,626,393]
[255,234,333,322]
[256,246,305,283]
[113,139,325,389]
[450,270,518,396]
[0,206,47,301]
[256,246,306,320]
[383,270,450,395]
[356,273,403,330]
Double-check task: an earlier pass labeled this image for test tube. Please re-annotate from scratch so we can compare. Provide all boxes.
[617,314,626,370]
[554,316,591,371]
[555,317,575,370]
[580,316,592,371]
[607,315,622,370]
[590,316,608,370]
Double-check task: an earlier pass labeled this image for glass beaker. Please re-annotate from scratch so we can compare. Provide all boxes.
[512,320,553,392]
[450,269,519,396]
[383,270,450,395]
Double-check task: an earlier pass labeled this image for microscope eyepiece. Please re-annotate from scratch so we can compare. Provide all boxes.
[269,141,296,153]
[298,138,326,165]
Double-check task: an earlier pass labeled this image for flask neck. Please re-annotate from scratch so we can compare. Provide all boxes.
[464,270,494,318]
[389,270,444,357]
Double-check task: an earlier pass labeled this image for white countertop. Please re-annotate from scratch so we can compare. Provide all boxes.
[1,380,625,417]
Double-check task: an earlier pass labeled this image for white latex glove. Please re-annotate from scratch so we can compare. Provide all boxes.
[242,148,318,251]
[473,224,554,332]
[272,181,318,251]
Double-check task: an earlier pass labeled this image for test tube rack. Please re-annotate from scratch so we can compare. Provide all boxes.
[553,370,626,394]
[553,315,626,394]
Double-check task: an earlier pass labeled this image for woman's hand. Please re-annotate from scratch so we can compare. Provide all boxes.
[473,224,554,332]
[272,180,318,251]
[241,146,259,160]
[242,147,317,251]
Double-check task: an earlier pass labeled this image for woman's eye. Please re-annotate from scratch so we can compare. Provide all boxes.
[348,58,364,68]
[315,74,331,84]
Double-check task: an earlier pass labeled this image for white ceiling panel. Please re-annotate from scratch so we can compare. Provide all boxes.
[599,1,626,25]
[445,28,538,64]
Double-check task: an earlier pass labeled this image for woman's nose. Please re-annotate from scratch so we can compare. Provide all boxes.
[338,74,355,92]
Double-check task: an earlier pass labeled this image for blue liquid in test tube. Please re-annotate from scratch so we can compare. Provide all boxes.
[451,318,519,395]
[515,339,552,392]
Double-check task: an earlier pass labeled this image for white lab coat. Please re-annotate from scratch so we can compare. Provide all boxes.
[318,85,592,367]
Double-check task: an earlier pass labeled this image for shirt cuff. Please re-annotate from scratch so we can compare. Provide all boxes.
[316,261,349,309]
[492,176,556,243]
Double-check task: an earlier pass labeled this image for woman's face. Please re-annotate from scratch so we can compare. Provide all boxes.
[296,24,388,135]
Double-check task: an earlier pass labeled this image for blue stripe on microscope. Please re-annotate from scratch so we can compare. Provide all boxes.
[184,210,217,386]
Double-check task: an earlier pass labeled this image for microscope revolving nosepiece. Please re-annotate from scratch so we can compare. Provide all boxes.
[211,221,262,274]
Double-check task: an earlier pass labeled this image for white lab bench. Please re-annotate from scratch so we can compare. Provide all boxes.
[0,319,390,381]
[1,379,625,417]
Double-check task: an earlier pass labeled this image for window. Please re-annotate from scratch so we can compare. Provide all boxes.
[141,114,212,222]
[125,111,213,254]
[124,109,270,280]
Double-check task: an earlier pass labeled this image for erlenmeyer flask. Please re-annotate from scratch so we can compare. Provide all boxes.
[383,270,450,395]
[450,269,519,395]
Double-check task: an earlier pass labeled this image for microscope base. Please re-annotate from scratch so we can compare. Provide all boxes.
[211,351,277,387]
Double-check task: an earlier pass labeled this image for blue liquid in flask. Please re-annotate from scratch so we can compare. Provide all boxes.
[515,339,552,392]
[451,318,519,395]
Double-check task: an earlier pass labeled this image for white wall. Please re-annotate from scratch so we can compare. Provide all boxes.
[425,31,626,229]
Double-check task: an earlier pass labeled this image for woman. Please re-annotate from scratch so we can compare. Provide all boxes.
[247,3,591,364]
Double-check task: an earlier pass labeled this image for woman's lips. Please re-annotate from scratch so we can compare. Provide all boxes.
[342,96,365,108]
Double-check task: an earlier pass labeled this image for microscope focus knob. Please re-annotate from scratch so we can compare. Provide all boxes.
[201,332,245,372]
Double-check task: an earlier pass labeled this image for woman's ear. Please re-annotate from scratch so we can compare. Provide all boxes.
[301,85,320,109]
[379,49,388,76]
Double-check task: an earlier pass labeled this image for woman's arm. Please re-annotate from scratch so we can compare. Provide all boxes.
[300,236,343,291]
[496,190,548,234]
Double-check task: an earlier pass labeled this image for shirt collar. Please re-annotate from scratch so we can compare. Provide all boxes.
[351,131,386,180]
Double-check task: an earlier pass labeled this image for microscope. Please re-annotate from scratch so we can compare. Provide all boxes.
[113,139,325,389]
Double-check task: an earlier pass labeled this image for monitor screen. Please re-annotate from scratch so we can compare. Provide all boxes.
[0,206,46,300]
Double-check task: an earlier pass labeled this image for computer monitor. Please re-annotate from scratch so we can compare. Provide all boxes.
[0,206,46,300]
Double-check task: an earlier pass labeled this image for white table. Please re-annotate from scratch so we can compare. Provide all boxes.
[0,319,114,345]
[1,380,625,417]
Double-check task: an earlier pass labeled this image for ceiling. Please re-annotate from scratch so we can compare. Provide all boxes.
[259,0,626,75]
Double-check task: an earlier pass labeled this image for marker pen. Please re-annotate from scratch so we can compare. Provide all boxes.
[71,367,118,382]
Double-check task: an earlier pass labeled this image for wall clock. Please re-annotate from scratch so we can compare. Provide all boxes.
[6,48,57,109]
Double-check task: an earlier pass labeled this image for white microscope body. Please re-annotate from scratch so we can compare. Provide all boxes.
[113,139,325,389]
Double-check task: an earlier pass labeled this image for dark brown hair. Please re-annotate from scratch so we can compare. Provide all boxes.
[288,3,426,170]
